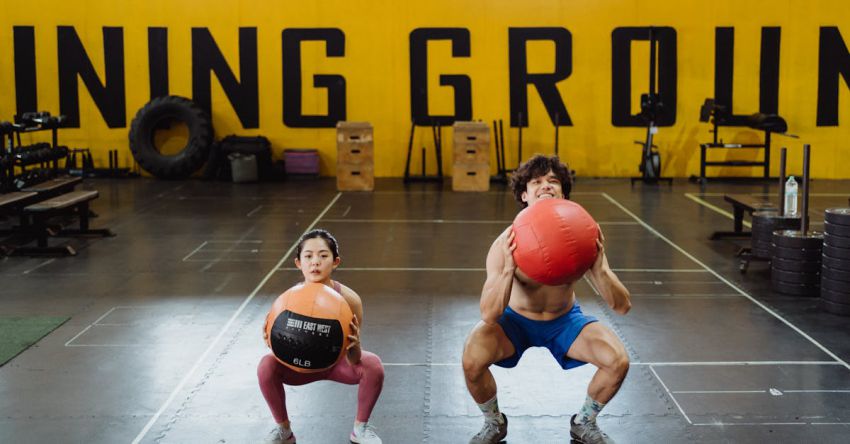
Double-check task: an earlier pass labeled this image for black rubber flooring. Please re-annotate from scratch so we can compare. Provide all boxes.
[1,177,849,443]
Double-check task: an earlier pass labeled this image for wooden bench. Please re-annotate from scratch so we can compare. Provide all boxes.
[14,190,113,256]
[0,191,39,253]
[0,191,38,212]
[710,194,777,240]
[22,175,82,196]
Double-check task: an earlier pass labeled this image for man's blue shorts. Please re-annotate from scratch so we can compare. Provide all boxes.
[495,303,598,370]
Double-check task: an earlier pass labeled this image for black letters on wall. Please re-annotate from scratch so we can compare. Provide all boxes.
[57,26,126,128]
[508,27,572,127]
[13,26,37,116]
[714,27,781,126]
[149,28,169,100]
[409,28,472,126]
[282,28,346,128]
[817,26,850,126]
[611,27,677,127]
[192,28,259,128]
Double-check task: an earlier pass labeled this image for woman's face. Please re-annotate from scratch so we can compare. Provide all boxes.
[295,237,340,283]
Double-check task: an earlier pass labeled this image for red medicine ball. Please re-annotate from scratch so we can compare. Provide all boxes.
[511,199,599,286]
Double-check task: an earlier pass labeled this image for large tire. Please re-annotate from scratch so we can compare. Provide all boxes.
[129,96,212,179]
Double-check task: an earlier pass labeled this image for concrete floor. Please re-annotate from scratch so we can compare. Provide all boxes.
[1,177,849,443]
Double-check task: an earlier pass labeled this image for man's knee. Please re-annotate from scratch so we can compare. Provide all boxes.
[600,348,629,380]
[462,349,489,380]
[612,353,630,380]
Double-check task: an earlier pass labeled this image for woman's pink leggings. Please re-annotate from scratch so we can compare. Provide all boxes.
[257,351,385,423]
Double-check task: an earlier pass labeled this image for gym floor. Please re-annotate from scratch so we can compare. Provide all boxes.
[1,178,849,443]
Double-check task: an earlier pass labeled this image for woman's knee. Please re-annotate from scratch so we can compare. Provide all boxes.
[360,351,385,381]
[257,354,281,381]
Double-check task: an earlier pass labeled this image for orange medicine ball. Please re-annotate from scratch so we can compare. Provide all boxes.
[265,282,353,373]
[511,199,599,286]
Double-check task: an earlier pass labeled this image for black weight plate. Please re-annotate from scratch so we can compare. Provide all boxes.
[822,265,850,283]
[771,279,820,296]
[824,233,850,249]
[772,257,822,272]
[820,298,850,316]
[772,230,824,249]
[823,245,850,260]
[823,254,850,271]
[752,250,772,259]
[772,245,823,261]
[753,247,771,254]
[821,276,850,293]
[751,240,773,250]
[825,208,850,226]
[824,221,850,237]
[771,269,821,284]
[821,287,850,304]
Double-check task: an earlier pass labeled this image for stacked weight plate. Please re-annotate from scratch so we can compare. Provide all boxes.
[821,208,850,315]
[771,230,824,296]
[751,211,800,258]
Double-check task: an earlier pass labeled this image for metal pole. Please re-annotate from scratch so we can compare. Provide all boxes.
[801,144,810,235]
[404,121,415,181]
[498,120,506,172]
[778,147,786,215]
[492,120,501,174]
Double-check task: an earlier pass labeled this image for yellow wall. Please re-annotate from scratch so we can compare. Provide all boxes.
[1,0,849,178]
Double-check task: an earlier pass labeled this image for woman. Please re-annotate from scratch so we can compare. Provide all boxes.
[258,229,385,444]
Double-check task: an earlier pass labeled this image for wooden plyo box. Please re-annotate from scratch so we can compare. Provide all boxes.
[452,122,490,192]
[336,121,374,191]
[337,164,374,191]
[452,162,490,192]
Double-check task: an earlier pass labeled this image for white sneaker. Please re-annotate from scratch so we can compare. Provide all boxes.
[350,422,382,444]
[267,426,296,444]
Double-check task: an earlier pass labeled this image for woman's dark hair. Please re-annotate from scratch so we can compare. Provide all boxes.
[295,229,340,259]
[509,154,573,207]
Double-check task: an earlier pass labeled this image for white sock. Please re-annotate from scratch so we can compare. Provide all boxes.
[477,395,504,424]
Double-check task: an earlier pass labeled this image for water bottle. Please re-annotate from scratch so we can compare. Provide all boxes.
[784,176,798,217]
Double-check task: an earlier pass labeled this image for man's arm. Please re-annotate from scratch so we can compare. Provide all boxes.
[587,227,631,315]
[480,228,517,324]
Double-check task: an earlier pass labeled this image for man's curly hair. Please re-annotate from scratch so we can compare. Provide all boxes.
[509,154,572,208]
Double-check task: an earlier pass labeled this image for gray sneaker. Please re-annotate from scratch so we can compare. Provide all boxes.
[570,414,615,444]
[469,413,507,444]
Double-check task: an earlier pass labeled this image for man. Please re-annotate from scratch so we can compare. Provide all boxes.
[462,155,631,444]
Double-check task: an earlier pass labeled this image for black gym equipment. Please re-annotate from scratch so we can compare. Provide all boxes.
[821,207,850,315]
[693,98,797,183]
[403,121,444,184]
[770,144,823,297]
[737,147,799,272]
[631,27,672,186]
[129,96,213,180]
[490,120,508,184]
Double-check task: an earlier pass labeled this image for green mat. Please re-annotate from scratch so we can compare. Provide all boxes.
[0,316,69,367]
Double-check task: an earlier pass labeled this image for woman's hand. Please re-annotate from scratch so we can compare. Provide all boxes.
[346,315,362,364]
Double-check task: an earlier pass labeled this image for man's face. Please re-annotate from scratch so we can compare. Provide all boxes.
[521,170,564,206]
[294,237,340,283]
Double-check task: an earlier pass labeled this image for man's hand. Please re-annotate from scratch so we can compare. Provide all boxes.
[588,225,632,315]
[500,228,518,273]
[591,225,608,275]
